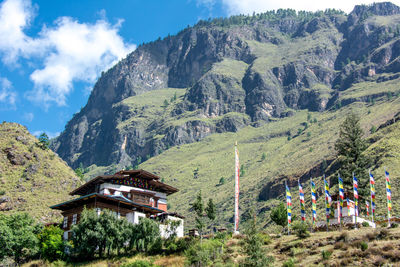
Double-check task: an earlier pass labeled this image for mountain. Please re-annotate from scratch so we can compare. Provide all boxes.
[53,2,400,227]
[0,122,81,222]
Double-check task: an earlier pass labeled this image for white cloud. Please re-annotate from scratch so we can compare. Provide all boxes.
[0,0,135,107]
[23,112,34,122]
[198,0,400,15]
[0,77,16,109]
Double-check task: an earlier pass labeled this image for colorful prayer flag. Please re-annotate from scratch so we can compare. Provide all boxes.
[234,142,240,233]
[324,177,330,225]
[286,182,292,226]
[347,198,351,216]
[366,200,369,217]
[369,172,376,221]
[311,178,317,226]
[338,174,344,218]
[298,179,306,221]
[385,171,392,220]
[353,175,359,216]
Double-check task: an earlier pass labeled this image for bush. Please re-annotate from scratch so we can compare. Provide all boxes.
[259,233,272,245]
[121,260,158,267]
[292,222,310,239]
[0,213,41,264]
[362,221,370,227]
[38,225,65,261]
[270,203,287,227]
[321,250,332,260]
[360,241,368,251]
[336,231,349,242]
[381,222,387,227]
[391,223,399,228]
[282,258,295,267]
[185,239,224,266]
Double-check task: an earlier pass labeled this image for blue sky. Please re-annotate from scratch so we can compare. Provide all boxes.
[0,0,397,138]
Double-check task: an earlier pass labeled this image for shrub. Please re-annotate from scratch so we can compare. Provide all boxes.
[336,231,349,242]
[321,250,332,260]
[391,223,399,228]
[362,221,370,227]
[282,258,295,267]
[292,222,310,239]
[0,190,5,196]
[0,213,41,264]
[121,260,158,267]
[360,241,368,251]
[270,203,287,227]
[185,239,223,266]
[37,225,65,261]
[259,233,271,245]
[381,222,387,228]
[377,229,389,240]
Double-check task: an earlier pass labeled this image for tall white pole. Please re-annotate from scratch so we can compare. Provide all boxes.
[234,141,240,234]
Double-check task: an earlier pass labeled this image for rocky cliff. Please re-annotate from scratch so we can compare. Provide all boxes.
[53,2,400,173]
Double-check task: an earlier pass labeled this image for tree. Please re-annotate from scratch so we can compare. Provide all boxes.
[129,217,160,253]
[270,202,287,227]
[241,210,274,267]
[192,191,205,240]
[261,153,266,161]
[38,133,50,150]
[205,198,216,233]
[38,225,64,261]
[0,213,40,264]
[335,113,371,196]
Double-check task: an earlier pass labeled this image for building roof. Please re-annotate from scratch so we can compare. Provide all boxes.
[50,193,164,214]
[69,169,178,196]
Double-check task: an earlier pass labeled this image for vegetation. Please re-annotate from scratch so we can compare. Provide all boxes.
[240,211,274,267]
[335,113,371,196]
[38,133,50,150]
[292,221,310,239]
[37,225,65,261]
[270,202,287,227]
[0,213,40,264]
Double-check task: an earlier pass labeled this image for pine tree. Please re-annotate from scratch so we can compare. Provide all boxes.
[192,191,205,240]
[205,198,216,233]
[334,113,371,197]
[241,210,274,267]
[38,133,50,150]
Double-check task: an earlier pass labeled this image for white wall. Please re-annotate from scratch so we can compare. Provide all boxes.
[126,211,146,224]
[100,183,167,202]
[159,215,184,238]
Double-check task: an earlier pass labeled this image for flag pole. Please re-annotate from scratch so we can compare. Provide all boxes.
[353,172,357,229]
[234,141,240,234]
[369,169,374,226]
[385,167,391,228]
[324,175,329,232]
[285,180,290,235]
[338,173,342,232]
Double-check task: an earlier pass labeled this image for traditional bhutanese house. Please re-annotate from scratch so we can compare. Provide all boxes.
[50,169,184,239]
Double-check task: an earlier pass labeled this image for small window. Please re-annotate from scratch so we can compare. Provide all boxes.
[63,217,68,229]
[72,214,77,225]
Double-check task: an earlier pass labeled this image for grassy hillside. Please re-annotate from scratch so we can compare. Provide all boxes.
[135,77,400,229]
[0,122,81,222]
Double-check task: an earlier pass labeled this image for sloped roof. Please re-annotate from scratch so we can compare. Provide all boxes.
[69,169,178,196]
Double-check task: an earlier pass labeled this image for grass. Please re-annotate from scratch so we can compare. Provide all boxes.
[22,226,400,266]
[0,122,81,222]
[137,88,400,229]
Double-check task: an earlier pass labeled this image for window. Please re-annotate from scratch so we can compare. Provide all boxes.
[63,217,68,229]
[72,214,77,225]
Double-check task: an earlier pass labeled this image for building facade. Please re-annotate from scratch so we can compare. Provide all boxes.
[50,169,184,239]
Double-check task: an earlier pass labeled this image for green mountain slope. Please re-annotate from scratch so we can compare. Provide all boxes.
[138,83,400,229]
[51,3,400,228]
[0,122,81,222]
